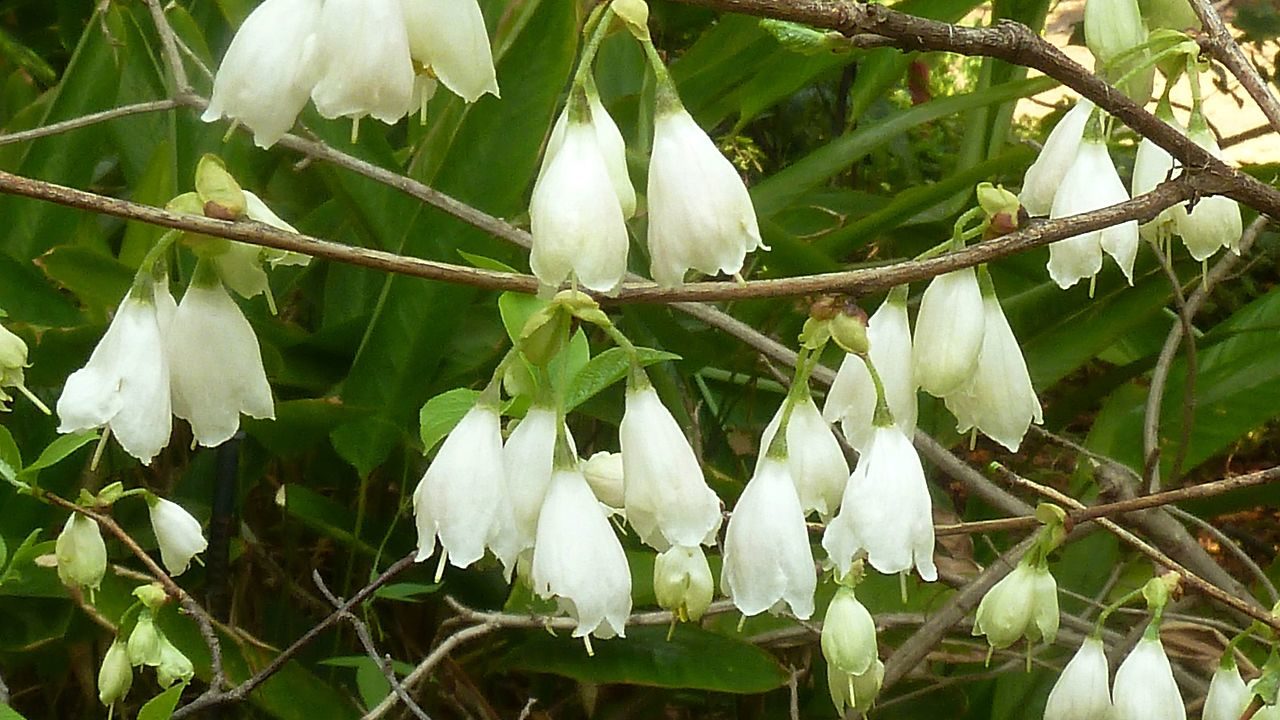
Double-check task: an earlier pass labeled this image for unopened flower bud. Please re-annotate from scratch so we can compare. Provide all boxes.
[830,307,870,355]
[194,154,247,220]
[653,545,714,621]
[127,611,164,667]
[133,583,169,612]
[976,182,1021,222]
[613,0,651,39]
[582,451,625,509]
[98,640,133,707]
[972,560,1059,650]
[821,588,877,676]
[156,637,195,687]
[55,513,107,595]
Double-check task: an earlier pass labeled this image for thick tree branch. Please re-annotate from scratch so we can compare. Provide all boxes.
[668,0,1280,218]
[1186,0,1280,134]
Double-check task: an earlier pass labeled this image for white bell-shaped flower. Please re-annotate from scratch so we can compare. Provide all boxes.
[1111,632,1186,720]
[654,545,715,621]
[55,513,108,594]
[944,286,1042,452]
[413,402,506,571]
[720,456,816,619]
[98,639,133,707]
[581,451,625,509]
[1176,125,1243,261]
[57,282,173,465]
[529,100,629,293]
[759,395,848,520]
[822,587,878,677]
[531,468,633,639]
[824,293,916,452]
[1043,636,1112,720]
[310,0,415,124]
[1131,134,1185,242]
[972,560,1059,649]
[1020,99,1094,216]
[496,406,559,559]
[647,103,765,287]
[1203,660,1250,720]
[824,425,937,581]
[400,0,499,103]
[201,0,322,148]
[539,83,635,218]
[619,383,722,550]
[167,270,274,447]
[1048,137,1138,289]
[914,268,985,398]
[146,497,208,577]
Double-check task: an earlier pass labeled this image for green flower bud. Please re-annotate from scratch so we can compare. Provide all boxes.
[613,0,651,40]
[55,513,107,595]
[653,545,714,622]
[155,637,195,688]
[97,640,133,707]
[821,587,878,676]
[194,154,247,220]
[976,182,1021,221]
[972,560,1059,650]
[132,583,169,612]
[127,611,164,667]
[1085,0,1147,68]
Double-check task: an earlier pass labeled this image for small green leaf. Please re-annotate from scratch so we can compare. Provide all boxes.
[418,388,481,453]
[137,681,187,720]
[0,425,20,484]
[0,703,30,719]
[457,251,518,273]
[374,582,442,603]
[565,347,681,410]
[18,430,98,480]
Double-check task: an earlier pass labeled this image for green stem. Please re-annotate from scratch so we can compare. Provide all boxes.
[572,5,616,92]
[131,230,180,297]
[1094,586,1146,636]
[950,206,986,250]
[767,346,820,459]
[859,351,895,428]
[480,347,522,407]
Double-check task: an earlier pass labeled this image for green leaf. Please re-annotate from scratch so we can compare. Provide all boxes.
[565,347,682,411]
[418,388,481,454]
[373,582,441,603]
[35,245,135,309]
[18,430,98,480]
[0,704,29,719]
[0,425,20,485]
[280,485,379,558]
[137,682,187,720]
[498,624,789,693]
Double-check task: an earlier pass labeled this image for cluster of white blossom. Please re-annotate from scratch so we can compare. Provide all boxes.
[202,0,499,147]
[530,15,765,293]
[1021,0,1242,288]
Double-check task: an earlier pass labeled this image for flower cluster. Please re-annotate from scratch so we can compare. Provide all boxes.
[529,11,764,293]
[1045,626,1187,720]
[100,584,197,708]
[55,157,289,464]
[203,0,499,148]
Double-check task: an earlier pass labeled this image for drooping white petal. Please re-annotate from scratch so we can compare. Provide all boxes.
[647,107,764,287]
[759,395,848,520]
[1111,634,1186,720]
[311,0,415,124]
[944,292,1042,452]
[1203,662,1250,720]
[1043,637,1112,720]
[148,498,208,577]
[202,0,322,148]
[823,294,917,451]
[913,268,985,398]
[539,90,636,219]
[1020,99,1094,216]
[1131,134,1185,242]
[620,385,722,549]
[168,281,274,447]
[531,468,633,639]
[400,0,499,103]
[972,562,1058,649]
[413,403,505,569]
[498,406,560,558]
[720,457,816,618]
[57,291,172,465]
[1048,138,1136,288]
[530,116,629,293]
[823,426,937,581]
[1176,126,1243,261]
[581,451,625,509]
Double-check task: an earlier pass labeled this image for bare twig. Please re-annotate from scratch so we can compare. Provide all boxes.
[1186,0,1280,134]
[171,553,416,718]
[141,0,192,95]
[363,623,498,720]
[0,100,180,147]
[1144,238,1199,490]
[1145,217,1266,491]
[1166,505,1280,605]
[312,571,430,720]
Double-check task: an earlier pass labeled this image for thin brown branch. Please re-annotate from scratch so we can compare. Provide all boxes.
[0,167,1201,303]
[1186,0,1280,134]
[935,464,1280,537]
[171,553,417,719]
[312,571,430,720]
[1144,238,1199,491]
[0,100,180,147]
[142,0,192,95]
[994,466,1280,632]
[1166,505,1279,604]
[363,623,499,720]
